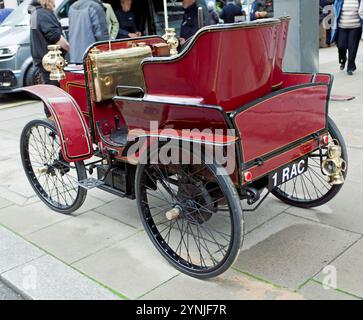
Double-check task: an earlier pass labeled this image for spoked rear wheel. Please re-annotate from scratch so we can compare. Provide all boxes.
[20,119,87,214]
[136,147,243,279]
[272,117,348,208]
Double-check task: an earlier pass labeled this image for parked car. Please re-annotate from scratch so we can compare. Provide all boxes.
[0,0,207,93]
[0,0,73,93]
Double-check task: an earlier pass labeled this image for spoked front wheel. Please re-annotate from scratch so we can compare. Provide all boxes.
[20,119,87,214]
[272,117,348,208]
[136,147,243,279]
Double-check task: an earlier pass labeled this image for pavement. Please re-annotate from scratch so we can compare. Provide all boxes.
[0,45,362,300]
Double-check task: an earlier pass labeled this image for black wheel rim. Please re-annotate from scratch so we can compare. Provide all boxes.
[139,162,236,274]
[273,132,347,204]
[23,123,82,210]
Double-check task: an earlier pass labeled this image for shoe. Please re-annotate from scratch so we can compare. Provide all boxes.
[347,70,353,76]
[340,63,346,70]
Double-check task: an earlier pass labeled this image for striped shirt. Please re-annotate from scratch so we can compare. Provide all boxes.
[339,0,361,29]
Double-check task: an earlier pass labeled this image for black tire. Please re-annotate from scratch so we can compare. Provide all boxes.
[272,116,348,208]
[20,119,87,214]
[135,145,243,279]
[24,64,43,87]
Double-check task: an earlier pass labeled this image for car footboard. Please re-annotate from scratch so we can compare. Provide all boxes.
[231,83,330,185]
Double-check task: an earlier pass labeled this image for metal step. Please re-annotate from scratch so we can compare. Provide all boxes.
[78,178,105,190]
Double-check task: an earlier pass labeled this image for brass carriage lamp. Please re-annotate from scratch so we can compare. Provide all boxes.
[163,28,179,56]
[42,45,67,81]
[162,0,179,56]
[321,141,346,185]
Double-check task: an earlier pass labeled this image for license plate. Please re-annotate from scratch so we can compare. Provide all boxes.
[268,157,308,190]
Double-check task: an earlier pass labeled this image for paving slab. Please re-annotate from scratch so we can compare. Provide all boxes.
[0,225,44,274]
[285,180,363,235]
[234,214,360,290]
[89,188,119,204]
[314,238,363,299]
[71,195,106,215]
[1,255,119,300]
[0,197,11,209]
[26,211,138,264]
[94,198,142,229]
[0,202,71,236]
[0,281,23,300]
[298,280,360,300]
[141,270,303,300]
[243,195,289,234]
[0,185,28,207]
[73,231,180,299]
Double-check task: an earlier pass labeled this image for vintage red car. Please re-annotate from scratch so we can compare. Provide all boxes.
[19,17,347,279]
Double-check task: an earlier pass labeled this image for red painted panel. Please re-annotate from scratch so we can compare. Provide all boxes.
[234,84,328,163]
[243,137,322,184]
[142,22,280,112]
[272,17,290,88]
[21,85,92,162]
[113,98,229,133]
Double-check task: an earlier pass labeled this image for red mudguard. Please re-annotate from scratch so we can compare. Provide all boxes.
[20,85,93,162]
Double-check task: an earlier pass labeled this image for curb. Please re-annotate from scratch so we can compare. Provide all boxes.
[0,225,121,300]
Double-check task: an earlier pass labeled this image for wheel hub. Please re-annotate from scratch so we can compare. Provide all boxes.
[176,183,215,224]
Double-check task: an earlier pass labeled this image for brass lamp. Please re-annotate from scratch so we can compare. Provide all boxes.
[321,140,346,185]
[42,45,67,81]
[162,28,179,56]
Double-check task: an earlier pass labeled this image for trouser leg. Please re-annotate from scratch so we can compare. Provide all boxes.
[337,28,348,65]
[347,27,362,72]
[34,61,59,118]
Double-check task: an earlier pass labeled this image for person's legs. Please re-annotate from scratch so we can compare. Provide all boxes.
[347,27,362,73]
[337,28,348,69]
[34,61,59,118]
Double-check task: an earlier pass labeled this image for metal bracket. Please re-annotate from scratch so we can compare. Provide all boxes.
[78,178,105,190]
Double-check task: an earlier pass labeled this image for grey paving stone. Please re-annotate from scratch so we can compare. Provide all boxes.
[71,195,106,215]
[298,280,360,300]
[89,188,119,203]
[314,238,363,299]
[234,214,360,290]
[0,197,11,209]
[285,180,363,235]
[0,281,23,300]
[0,225,44,273]
[141,270,303,300]
[0,202,70,236]
[94,198,142,229]
[27,211,138,264]
[1,255,119,300]
[243,195,289,234]
[73,231,179,299]
[0,186,28,206]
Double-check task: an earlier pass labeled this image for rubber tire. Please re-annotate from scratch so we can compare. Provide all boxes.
[135,148,244,279]
[24,64,43,87]
[271,116,348,208]
[20,119,88,214]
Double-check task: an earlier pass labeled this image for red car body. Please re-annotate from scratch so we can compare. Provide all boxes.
[22,18,332,188]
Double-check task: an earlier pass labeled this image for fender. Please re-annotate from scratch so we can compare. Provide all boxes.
[19,85,93,162]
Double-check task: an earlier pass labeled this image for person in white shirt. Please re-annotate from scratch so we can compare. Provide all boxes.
[331,0,363,75]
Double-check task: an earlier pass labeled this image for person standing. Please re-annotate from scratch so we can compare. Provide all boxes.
[103,1,119,40]
[29,0,69,117]
[220,0,243,24]
[250,0,274,21]
[68,0,109,64]
[180,0,199,46]
[331,0,362,75]
[115,0,141,39]
[206,1,219,25]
